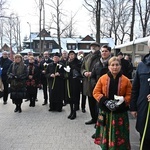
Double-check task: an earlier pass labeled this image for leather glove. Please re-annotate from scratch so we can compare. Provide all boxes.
[114,95,124,106]
[104,100,118,111]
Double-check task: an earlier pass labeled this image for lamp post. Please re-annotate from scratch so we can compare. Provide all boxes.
[27,22,31,52]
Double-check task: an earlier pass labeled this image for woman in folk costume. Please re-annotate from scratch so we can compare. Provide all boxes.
[46,52,64,112]
[7,54,28,113]
[26,56,40,107]
[64,50,82,120]
[93,56,132,150]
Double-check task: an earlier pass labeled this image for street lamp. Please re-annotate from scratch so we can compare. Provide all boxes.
[27,22,31,52]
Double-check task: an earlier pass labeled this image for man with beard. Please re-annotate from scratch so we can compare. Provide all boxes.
[39,51,53,105]
[81,42,101,125]
[0,51,12,104]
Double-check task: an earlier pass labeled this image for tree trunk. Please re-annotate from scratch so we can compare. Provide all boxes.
[130,0,136,41]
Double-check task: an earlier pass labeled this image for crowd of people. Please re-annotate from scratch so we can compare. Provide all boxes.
[0,40,150,150]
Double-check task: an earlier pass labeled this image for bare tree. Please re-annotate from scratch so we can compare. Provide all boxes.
[83,0,101,43]
[130,0,136,41]
[3,13,21,50]
[0,0,8,48]
[63,14,77,38]
[101,0,132,44]
[136,0,150,37]
[46,0,78,53]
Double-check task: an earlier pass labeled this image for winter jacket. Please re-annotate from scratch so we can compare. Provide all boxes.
[93,73,132,112]
[130,53,150,139]
[91,60,109,90]
[0,57,12,81]
[81,50,101,97]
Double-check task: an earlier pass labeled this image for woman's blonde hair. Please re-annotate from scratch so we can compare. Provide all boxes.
[28,56,35,60]
[108,56,121,66]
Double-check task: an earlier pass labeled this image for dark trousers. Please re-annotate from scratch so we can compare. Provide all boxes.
[42,79,48,103]
[88,96,98,122]
[140,134,150,150]
[81,95,86,110]
[80,82,86,110]
[2,80,9,102]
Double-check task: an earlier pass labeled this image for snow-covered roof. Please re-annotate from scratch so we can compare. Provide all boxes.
[20,49,35,54]
[115,36,150,49]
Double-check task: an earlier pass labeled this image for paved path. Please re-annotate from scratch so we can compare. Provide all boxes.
[0,90,139,150]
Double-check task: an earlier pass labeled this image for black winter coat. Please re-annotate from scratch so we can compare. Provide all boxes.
[64,58,81,104]
[91,60,109,89]
[0,57,12,81]
[39,58,53,81]
[130,53,150,139]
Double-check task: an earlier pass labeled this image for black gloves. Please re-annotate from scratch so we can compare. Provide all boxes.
[104,100,118,111]
[99,96,127,112]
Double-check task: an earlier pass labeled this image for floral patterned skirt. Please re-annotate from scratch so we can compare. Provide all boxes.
[94,110,131,150]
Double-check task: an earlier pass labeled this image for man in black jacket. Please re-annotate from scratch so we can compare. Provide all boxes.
[0,51,12,104]
[117,52,131,79]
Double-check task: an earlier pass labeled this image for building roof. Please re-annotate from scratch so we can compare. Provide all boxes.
[115,36,150,49]
[20,49,35,54]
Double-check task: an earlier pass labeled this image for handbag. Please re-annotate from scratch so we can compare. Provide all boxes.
[72,69,82,79]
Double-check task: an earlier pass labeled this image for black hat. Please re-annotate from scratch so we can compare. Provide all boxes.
[117,52,123,56]
[68,50,76,55]
[90,42,100,47]
[54,52,60,57]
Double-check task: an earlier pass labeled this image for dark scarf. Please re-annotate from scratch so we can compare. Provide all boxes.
[28,63,35,75]
[107,71,122,100]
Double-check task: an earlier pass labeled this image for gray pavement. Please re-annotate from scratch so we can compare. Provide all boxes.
[0,90,140,150]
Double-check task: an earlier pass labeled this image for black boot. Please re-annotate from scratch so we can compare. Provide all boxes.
[70,104,76,120]
[70,111,76,120]
[32,100,35,107]
[68,104,73,119]
[29,100,32,107]
[18,104,22,113]
[14,104,19,112]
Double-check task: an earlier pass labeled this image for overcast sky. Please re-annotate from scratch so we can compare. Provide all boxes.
[7,0,92,40]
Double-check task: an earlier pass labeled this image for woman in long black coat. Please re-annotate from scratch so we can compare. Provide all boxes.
[64,50,82,120]
[7,54,28,113]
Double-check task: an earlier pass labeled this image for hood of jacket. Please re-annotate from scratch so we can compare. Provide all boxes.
[142,53,150,66]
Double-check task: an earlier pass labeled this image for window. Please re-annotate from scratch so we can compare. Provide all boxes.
[86,45,90,49]
[49,43,53,49]
[72,45,76,50]
[126,46,132,51]
[138,45,144,51]
[68,45,71,49]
